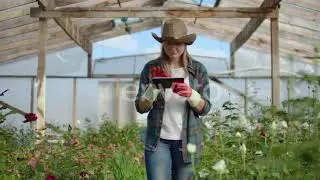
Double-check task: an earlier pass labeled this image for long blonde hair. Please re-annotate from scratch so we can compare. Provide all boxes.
[159,45,191,76]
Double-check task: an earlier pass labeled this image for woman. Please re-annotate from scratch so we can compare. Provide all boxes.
[135,18,211,180]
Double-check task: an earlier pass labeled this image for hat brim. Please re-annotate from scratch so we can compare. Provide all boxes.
[151,32,196,45]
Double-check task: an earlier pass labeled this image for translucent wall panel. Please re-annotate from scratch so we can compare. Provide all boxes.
[234,47,319,76]
[0,78,31,128]
[194,56,228,73]
[247,79,272,106]
[99,82,116,122]
[93,53,228,75]
[76,79,100,130]
[134,54,160,74]
[94,56,135,75]
[0,47,87,76]
[210,78,245,116]
[119,82,136,127]
[32,78,73,128]
[98,80,136,128]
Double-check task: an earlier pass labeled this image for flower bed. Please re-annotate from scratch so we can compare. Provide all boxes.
[1,96,320,179]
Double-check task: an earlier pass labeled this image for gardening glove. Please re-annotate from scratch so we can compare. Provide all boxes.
[151,66,170,77]
[171,82,202,108]
[141,83,162,102]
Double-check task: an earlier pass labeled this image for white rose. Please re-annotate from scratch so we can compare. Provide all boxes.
[187,143,196,154]
[235,132,242,138]
[240,143,247,153]
[212,160,229,174]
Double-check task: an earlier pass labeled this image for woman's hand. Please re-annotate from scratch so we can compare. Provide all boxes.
[171,82,192,97]
[151,66,170,77]
[140,66,168,103]
[171,82,204,110]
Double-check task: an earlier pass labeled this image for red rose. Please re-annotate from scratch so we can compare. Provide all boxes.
[45,175,56,180]
[23,113,37,123]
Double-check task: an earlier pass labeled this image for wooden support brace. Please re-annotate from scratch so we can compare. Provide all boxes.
[229,0,281,72]
[0,100,26,115]
[271,8,280,107]
[37,0,89,53]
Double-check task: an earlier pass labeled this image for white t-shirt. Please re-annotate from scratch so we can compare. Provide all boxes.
[160,67,189,140]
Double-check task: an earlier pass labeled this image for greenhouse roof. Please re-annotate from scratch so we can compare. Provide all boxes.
[0,0,319,64]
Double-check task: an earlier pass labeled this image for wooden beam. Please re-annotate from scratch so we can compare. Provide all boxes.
[230,0,280,56]
[37,0,89,52]
[55,0,88,7]
[271,9,280,107]
[0,29,66,52]
[0,2,38,22]
[91,18,162,42]
[70,0,163,24]
[55,0,141,8]
[0,0,35,11]
[53,18,89,52]
[0,33,69,56]
[30,7,277,18]
[36,17,47,143]
[282,0,320,12]
[0,15,38,31]
[0,20,156,62]
[0,22,40,39]
[81,20,115,36]
[80,0,163,39]
[0,20,59,41]
[0,26,62,51]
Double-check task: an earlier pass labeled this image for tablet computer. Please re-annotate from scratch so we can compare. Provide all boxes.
[152,77,184,89]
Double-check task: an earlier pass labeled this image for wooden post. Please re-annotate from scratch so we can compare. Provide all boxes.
[87,44,92,78]
[132,78,137,122]
[244,78,248,116]
[30,77,35,128]
[115,80,120,126]
[72,78,77,132]
[271,8,280,107]
[230,54,235,77]
[36,17,47,143]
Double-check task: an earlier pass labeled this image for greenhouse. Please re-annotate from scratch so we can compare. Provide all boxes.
[1,0,319,179]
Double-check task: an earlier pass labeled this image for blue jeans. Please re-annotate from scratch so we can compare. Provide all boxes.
[144,138,193,180]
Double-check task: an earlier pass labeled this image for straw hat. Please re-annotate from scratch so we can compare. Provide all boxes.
[151,18,196,45]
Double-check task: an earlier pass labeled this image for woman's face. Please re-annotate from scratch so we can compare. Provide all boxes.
[163,41,185,59]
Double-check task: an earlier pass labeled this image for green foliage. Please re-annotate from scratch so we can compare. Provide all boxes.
[1,76,320,179]
[196,96,320,180]
[1,120,145,179]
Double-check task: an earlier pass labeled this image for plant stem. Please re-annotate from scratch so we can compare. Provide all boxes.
[191,153,197,180]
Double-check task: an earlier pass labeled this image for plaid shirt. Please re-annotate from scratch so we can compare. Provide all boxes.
[135,56,211,163]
